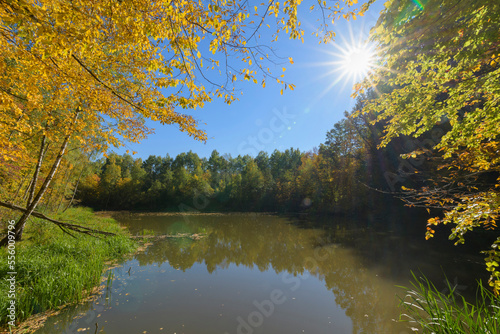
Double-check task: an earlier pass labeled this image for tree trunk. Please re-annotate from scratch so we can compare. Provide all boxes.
[56,163,73,213]
[0,111,79,246]
[64,164,85,212]
[45,161,69,212]
[22,177,33,202]
[27,136,47,208]
[22,143,50,202]
[10,169,30,205]
[43,183,56,213]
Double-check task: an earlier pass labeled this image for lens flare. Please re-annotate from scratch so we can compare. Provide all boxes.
[338,42,376,83]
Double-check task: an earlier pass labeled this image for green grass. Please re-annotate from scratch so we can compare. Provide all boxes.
[0,207,136,327]
[399,273,500,333]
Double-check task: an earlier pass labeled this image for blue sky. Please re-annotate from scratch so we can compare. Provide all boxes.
[117,1,385,160]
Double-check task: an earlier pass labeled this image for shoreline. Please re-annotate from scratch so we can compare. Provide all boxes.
[0,208,137,334]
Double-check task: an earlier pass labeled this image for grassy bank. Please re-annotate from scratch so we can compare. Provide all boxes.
[0,207,136,330]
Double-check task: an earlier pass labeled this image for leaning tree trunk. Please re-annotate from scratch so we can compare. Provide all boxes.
[0,111,79,246]
[64,163,85,212]
[22,177,34,202]
[26,135,47,209]
[22,142,50,202]
[10,168,31,205]
[45,161,69,212]
[56,163,73,213]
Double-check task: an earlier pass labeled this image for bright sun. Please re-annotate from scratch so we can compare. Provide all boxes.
[338,43,376,82]
[308,34,378,100]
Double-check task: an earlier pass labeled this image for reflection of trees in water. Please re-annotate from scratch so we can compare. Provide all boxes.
[35,213,485,334]
[132,214,406,333]
[293,212,489,296]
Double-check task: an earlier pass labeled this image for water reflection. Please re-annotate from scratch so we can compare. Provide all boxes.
[35,212,486,334]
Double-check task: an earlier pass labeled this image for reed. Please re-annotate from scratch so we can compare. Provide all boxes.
[399,272,500,333]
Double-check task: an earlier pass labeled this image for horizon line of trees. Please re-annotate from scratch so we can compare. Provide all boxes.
[75,94,431,214]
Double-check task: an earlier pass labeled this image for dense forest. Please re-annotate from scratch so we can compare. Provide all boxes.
[1,94,430,216]
[75,93,438,214]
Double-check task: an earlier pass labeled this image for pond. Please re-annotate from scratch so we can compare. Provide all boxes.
[35,211,487,334]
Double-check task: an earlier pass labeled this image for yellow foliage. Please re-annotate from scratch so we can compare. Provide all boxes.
[0,0,369,216]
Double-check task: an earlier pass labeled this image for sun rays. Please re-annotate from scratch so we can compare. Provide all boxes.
[337,42,377,83]
[301,35,380,107]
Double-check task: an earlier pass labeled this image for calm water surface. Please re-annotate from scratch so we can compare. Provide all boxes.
[35,212,487,334]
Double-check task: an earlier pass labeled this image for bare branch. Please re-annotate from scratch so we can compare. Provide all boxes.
[0,200,116,237]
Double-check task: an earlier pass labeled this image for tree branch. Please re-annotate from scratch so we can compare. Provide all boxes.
[71,55,144,112]
[0,200,116,237]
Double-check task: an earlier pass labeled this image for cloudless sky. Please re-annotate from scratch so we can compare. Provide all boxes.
[116,1,386,160]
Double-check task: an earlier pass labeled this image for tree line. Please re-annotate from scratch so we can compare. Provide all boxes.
[75,94,428,214]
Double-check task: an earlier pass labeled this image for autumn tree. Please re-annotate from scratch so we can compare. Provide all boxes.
[356,0,500,290]
[0,0,373,243]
